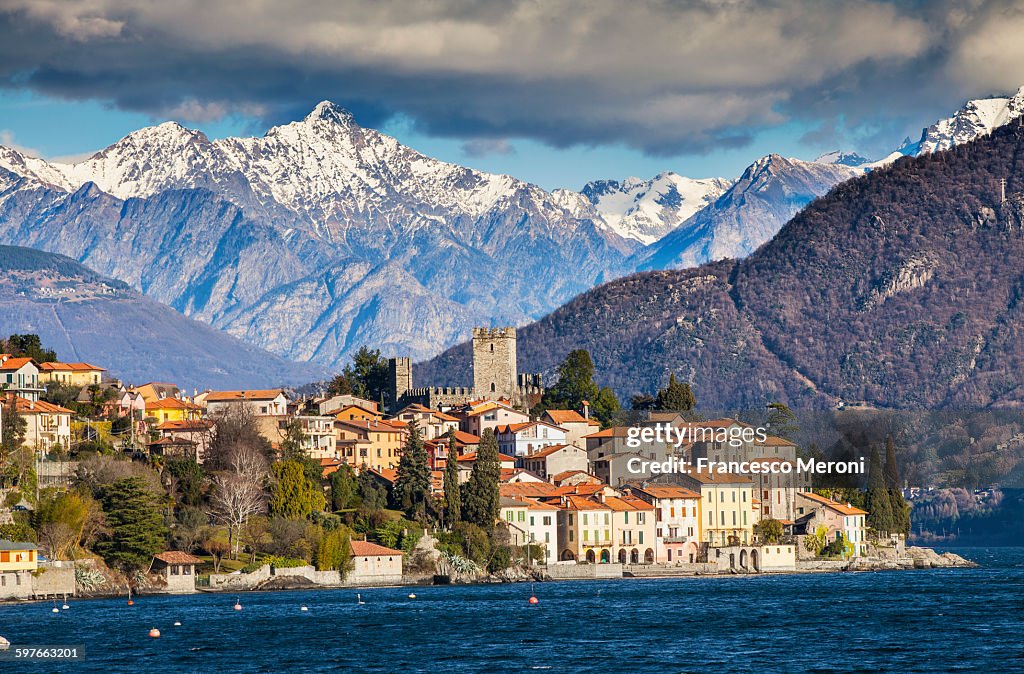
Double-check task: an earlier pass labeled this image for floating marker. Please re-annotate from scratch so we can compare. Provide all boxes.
[528,582,539,604]
[528,596,539,605]
[408,593,416,599]
[234,602,242,611]
[300,606,308,612]
[51,607,60,613]
[149,628,160,638]
[173,621,182,627]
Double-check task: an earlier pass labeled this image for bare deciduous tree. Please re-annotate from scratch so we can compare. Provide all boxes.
[208,444,268,558]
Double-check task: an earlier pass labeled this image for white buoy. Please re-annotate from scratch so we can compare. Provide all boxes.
[300,605,308,612]
[408,593,416,599]
[62,594,69,610]
[0,635,10,651]
[174,621,181,626]
[51,607,60,613]
[357,593,365,605]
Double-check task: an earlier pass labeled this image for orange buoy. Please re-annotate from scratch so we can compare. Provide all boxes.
[233,602,242,611]
[149,628,160,638]
[528,596,539,605]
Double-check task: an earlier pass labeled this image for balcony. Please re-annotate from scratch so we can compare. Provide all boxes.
[662,535,691,544]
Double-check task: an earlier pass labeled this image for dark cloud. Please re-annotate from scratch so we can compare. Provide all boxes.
[0,1,1021,156]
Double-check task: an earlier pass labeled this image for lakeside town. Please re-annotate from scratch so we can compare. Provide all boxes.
[1,328,972,602]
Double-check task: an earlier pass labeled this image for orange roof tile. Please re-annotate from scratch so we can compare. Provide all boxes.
[632,485,701,500]
[0,357,35,371]
[798,491,868,516]
[205,389,286,401]
[154,551,203,565]
[350,540,403,557]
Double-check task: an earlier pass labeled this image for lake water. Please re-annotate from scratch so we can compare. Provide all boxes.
[2,547,1021,673]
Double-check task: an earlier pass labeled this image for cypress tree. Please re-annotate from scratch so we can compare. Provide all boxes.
[884,436,910,536]
[655,374,696,412]
[394,419,431,521]
[865,445,894,535]
[443,428,461,526]
[463,428,500,529]
[95,477,168,572]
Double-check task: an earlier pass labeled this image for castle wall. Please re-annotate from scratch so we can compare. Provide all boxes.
[473,327,517,400]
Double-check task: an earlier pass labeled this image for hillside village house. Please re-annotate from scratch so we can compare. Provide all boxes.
[257,414,338,460]
[145,397,203,424]
[393,404,460,440]
[0,355,43,401]
[335,418,406,472]
[456,451,517,483]
[629,484,702,563]
[1,395,73,452]
[519,443,588,481]
[495,420,567,457]
[540,408,600,448]
[677,469,756,547]
[749,458,806,522]
[796,492,868,557]
[156,419,214,462]
[500,497,559,564]
[456,399,530,437]
[205,389,289,417]
[38,362,105,387]
[334,404,382,423]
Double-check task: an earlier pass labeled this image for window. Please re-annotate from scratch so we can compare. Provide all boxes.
[171,565,179,575]
[543,516,551,526]
[545,532,550,543]
[530,516,535,526]
[569,531,574,541]
[638,513,645,524]
[582,514,588,525]
[624,512,629,524]
[184,565,192,575]
[506,511,514,522]
[639,532,644,544]
[518,512,525,522]
[604,513,610,525]
[584,530,589,541]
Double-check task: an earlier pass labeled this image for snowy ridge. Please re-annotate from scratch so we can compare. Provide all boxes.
[916,86,1024,154]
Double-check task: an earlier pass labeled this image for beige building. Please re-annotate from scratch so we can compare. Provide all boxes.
[519,444,588,481]
[151,551,201,593]
[349,540,403,584]
[796,492,868,557]
[500,497,559,564]
[629,484,702,564]
[0,355,43,401]
[392,404,460,440]
[258,415,338,460]
[605,494,657,565]
[556,494,614,563]
[457,399,530,437]
[677,469,755,547]
[1,395,73,452]
[205,389,289,417]
[335,418,406,472]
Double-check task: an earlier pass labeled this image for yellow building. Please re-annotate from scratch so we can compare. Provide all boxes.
[38,362,106,387]
[335,404,381,423]
[0,540,38,572]
[145,397,203,423]
[605,494,657,564]
[678,469,755,547]
[556,494,614,563]
[335,418,407,472]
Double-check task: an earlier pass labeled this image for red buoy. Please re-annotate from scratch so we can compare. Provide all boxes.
[528,596,539,605]
[149,628,160,638]
[127,600,134,606]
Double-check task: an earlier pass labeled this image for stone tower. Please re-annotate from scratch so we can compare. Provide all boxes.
[472,327,518,400]
[388,357,412,406]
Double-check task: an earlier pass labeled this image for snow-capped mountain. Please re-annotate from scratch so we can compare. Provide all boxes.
[0,102,633,367]
[916,86,1024,155]
[572,173,732,245]
[632,155,861,270]
[813,150,871,168]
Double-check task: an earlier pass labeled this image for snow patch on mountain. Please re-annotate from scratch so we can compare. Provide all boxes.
[917,86,1024,154]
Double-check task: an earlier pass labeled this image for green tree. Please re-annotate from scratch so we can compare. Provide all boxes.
[329,463,358,511]
[630,393,656,410]
[166,458,205,508]
[766,402,800,440]
[1,334,57,362]
[269,461,326,519]
[325,373,354,397]
[394,419,432,521]
[884,436,910,536]
[0,403,27,487]
[33,489,103,560]
[442,428,461,526]
[94,477,168,571]
[462,429,500,529]
[42,381,81,409]
[541,349,599,411]
[591,386,621,427]
[342,347,390,403]
[753,518,784,544]
[357,470,388,510]
[865,445,895,535]
[315,526,354,575]
[655,374,696,412]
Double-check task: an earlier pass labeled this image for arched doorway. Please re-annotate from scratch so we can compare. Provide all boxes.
[644,549,654,564]
[739,549,748,570]
[618,549,627,564]
[600,549,610,564]
[751,549,760,572]
[561,549,576,562]
[585,549,596,564]
[630,548,639,564]
[685,542,698,564]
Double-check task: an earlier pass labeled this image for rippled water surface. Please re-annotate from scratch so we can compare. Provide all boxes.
[2,547,1021,673]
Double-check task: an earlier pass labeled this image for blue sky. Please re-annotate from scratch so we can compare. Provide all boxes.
[0,1,1017,191]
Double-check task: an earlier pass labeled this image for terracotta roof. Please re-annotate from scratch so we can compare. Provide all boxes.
[798,491,868,516]
[156,419,214,431]
[205,389,286,401]
[604,495,655,512]
[543,409,600,426]
[146,398,202,411]
[1,396,73,415]
[551,470,600,484]
[154,551,203,565]
[39,362,105,372]
[562,494,610,511]
[369,468,399,483]
[500,482,561,498]
[680,468,753,485]
[351,540,403,557]
[755,435,797,447]
[0,356,35,371]
[453,430,481,445]
[457,451,516,463]
[501,496,559,511]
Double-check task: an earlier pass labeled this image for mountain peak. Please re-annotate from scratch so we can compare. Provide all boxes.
[304,101,357,126]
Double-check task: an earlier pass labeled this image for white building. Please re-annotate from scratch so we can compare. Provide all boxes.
[500,497,559,564]
[629,484,702,564]
[204,389,289,417]
[494,421,567,458]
